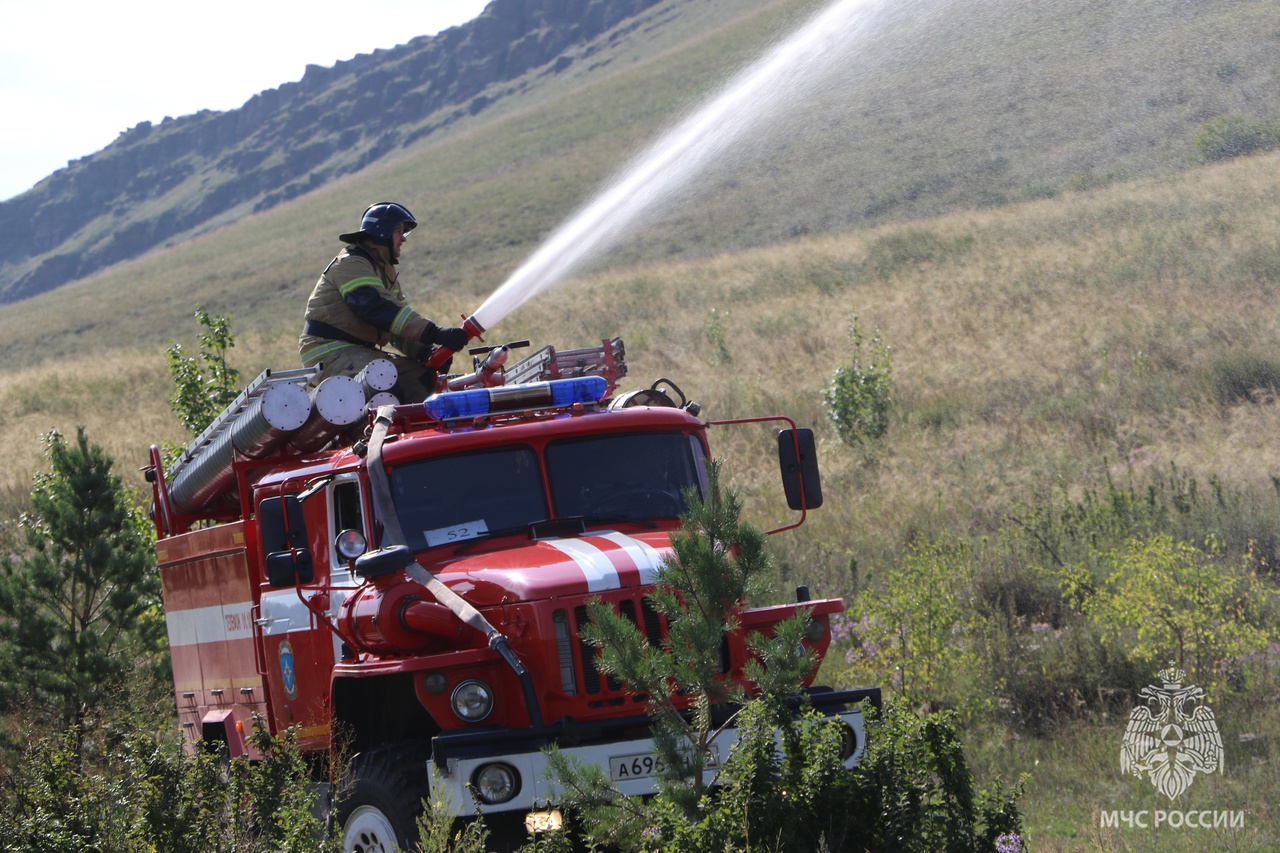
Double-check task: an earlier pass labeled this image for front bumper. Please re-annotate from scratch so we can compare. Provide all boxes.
[431,687,881,815]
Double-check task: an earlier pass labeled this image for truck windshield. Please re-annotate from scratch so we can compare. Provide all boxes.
[546,431,702,522]
[391,446,547,550]
[389,432,704,549]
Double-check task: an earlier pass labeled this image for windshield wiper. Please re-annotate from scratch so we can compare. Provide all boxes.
[576,514,657,530]
[451,525,532,555]
[450,515,657,555]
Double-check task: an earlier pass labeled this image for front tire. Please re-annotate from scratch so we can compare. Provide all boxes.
[336,744,431,853]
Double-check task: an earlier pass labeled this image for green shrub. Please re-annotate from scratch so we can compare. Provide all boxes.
[413,787,490,853]
[978,614,1146,734]
[1003,466,1233,578]
[555,701,1023,853]
[839,702,1023,853]
[1205,351,1280,404]
[914,400,963,431]
[0,727,137,852]
[703,307,731,365]
[847,535,983,713]
[824,315,893,447]
[1193,115,1280,164]
[862,228,974,279]
[0,720,335,852]
[832,467,1280,733]
[1062,535,1279,697]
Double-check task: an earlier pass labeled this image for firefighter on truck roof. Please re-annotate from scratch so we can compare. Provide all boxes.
[298,201,468,402]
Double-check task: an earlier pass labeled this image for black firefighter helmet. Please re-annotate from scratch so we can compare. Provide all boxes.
[339,201,417,245]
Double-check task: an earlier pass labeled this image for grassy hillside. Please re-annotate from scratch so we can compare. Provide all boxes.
[3,145,1280,536]
[3,132,1278,853]
[0,0,1277,369]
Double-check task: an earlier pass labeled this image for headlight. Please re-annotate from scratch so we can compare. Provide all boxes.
[472,762,520,805]
[450,679,494,722]
[335,528,367,561]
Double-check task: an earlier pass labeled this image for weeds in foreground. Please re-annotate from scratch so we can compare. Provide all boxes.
[548,701,1023,853]
[829,469,1280,736]
[0,720,337,853]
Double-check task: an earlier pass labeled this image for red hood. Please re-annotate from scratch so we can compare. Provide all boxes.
[425,530,674,606]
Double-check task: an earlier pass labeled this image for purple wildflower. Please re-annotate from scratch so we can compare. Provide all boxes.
[995,832,1023,853]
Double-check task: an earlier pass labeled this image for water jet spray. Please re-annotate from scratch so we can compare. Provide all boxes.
[423,0,934,373]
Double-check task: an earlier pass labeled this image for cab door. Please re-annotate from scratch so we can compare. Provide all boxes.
[256,478,365,749]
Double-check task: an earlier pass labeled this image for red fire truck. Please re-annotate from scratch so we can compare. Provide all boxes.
[145,337,879,851]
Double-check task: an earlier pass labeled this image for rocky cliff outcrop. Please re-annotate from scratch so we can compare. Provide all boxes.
[0,0,662,303]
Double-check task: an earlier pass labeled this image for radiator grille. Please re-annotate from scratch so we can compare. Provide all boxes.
[572,595,668,696]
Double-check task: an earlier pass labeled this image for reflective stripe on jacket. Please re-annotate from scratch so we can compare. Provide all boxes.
[298,241,433,366]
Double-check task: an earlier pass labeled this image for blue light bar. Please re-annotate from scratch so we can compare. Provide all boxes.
[424,376,609,421]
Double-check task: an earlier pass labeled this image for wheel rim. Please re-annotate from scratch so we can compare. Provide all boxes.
[343,804,400,853]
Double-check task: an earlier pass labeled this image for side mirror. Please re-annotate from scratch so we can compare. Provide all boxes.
[267,549,314,588]
[778,428,822,511]
[260,495,314,588]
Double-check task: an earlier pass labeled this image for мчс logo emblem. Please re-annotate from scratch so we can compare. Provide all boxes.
[1121,664,1223,800]
[279,638,299,700]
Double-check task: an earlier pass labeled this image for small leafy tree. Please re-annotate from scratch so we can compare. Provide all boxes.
[166,307,240,436]
[1063,534,1278,695]
[824,314,893,447]
[0,428,158,740]
[848,535,982,711]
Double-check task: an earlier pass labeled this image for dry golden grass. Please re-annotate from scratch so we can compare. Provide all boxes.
[535,152,1280,572]
[6,151,1280,555]
[4,151,1280,849]
[0,350,173,496]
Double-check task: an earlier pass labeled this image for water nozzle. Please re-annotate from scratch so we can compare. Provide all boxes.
[461,314,486,339]
[425,313,487,371]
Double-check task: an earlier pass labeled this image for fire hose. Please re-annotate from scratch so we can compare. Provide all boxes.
[363,404,545,728]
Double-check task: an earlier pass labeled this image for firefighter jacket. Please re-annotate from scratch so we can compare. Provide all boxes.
[298,241,439,369]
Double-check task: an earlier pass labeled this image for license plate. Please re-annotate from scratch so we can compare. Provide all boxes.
[609,746,718,781]
[610,752,666,780]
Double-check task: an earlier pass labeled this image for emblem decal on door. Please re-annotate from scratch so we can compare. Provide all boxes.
[279,638,299,700]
